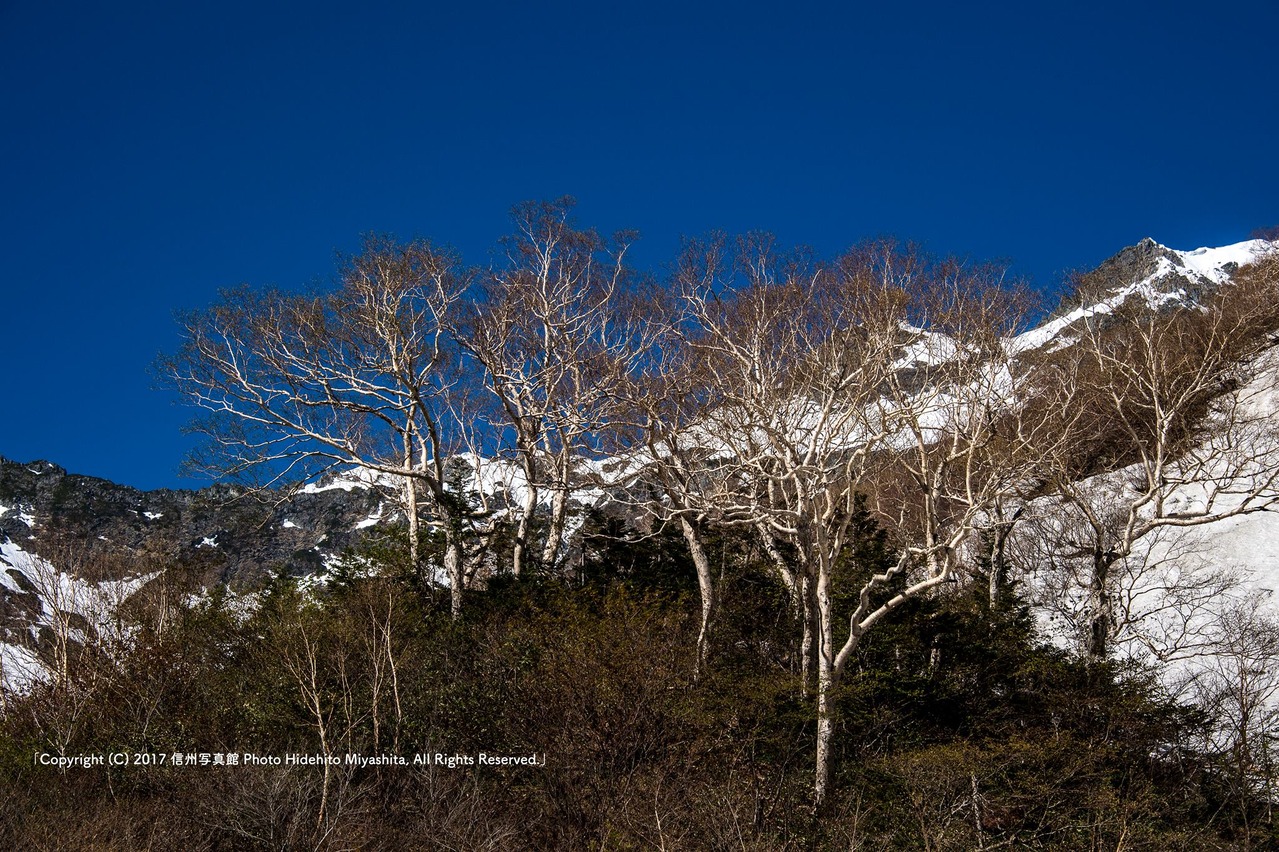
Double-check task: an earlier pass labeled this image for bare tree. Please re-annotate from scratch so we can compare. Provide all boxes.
[162,237,480,617]
[1025,252,1279,661]
[1172,591,1279,846]
[818,247,1036,805]
[458,198,641,576]
[614,279,727,679]
[661,235,1032,805]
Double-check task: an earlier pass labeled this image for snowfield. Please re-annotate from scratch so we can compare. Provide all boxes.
[0,539,159,693]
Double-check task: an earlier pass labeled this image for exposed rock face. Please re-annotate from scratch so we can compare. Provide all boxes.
[1061,237,1242,319]
[0,456,389,587]
[0,460,411,691]
[1091,237,1181,283]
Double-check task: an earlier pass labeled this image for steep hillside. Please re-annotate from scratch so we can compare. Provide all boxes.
[0,459,391,690]
[0,457,389,584]
[2,237,1276,695]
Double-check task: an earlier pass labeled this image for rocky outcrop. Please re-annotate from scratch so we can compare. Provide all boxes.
[0,457,390,587]
[1054,237,1232,319]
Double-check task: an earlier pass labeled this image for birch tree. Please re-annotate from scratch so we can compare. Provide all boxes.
[1026,252,1279,661]
[615,278,725,678]
[668,235,1033,805]
[163,237,479,617]
[458,198,640,576]
[812,246,1034,806]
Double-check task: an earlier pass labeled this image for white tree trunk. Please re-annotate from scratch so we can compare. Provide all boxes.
[404,475,420,579]
[512,468,539,577]
[680,516,716,679]
[541,486,568,570]
[801,572,816,698]
[814,557,838,808]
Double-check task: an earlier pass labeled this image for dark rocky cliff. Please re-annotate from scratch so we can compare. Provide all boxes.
[0,456,389,587]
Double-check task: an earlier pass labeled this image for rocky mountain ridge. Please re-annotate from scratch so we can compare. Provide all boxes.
[0,456,386,585]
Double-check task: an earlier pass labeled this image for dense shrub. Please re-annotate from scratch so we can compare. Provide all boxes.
[1,525,1274,851]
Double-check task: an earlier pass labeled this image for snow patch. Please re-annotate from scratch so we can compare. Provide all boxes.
[0,540,159,693]
[0,643,44,693]
[299,466,395,494]
[893,326,960,369]
[354,504,385,530]
[0,566,23,593]
[297,553,348,595]
[1174,239,1271,283]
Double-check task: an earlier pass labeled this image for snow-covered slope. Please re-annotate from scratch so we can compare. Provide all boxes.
[1003,239,1279,717]
[1010,238,1273,355]
[0,538,157,692]
[1024,342,1279,652]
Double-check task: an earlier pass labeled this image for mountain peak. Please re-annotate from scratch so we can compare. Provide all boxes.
[1010,237,1271,356]
[1091,238,1184,287]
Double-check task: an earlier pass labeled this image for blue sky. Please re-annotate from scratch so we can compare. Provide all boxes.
[1,0,1276,490]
